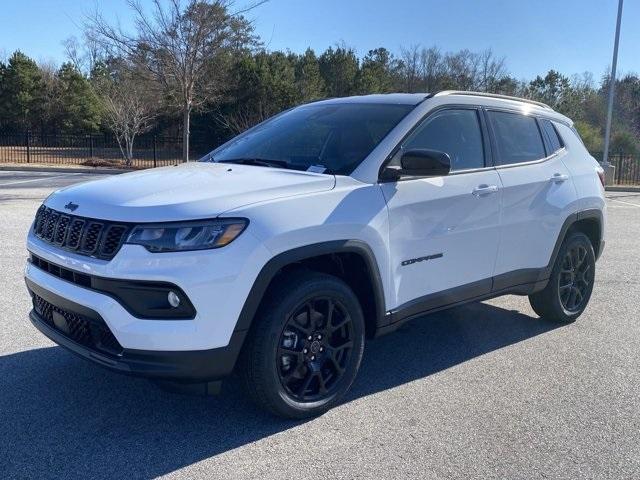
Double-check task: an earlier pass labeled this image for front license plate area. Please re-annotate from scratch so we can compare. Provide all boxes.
[52,310,70,335]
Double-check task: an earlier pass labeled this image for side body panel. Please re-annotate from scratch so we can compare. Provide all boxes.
[554,122,607,246]
[493,152,577,276]
[380,171,502,309]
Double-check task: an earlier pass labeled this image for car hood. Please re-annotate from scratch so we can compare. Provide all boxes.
[45,162,336,222]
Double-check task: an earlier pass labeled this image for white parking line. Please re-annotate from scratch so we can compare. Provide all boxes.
[0,174,79,187]
[609,198,640,208]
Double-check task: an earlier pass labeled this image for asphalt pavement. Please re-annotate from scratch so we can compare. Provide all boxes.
[1,170,639,479]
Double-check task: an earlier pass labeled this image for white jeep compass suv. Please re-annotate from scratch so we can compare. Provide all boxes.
[25,91,606,418]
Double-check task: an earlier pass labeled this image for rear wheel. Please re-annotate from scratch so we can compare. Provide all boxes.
[241,271,365,419]
[529,231,596,323]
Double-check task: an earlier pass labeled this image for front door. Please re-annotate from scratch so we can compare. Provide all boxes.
[381,107,502,311]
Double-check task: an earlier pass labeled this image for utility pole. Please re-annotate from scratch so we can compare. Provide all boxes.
[602,0,624,179]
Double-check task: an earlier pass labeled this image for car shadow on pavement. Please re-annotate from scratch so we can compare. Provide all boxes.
[0,301,560,479]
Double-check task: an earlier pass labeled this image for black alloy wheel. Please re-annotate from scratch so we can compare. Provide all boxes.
[241,270,365,418]
[558,243,593,313]
[529,231,596,323]
[277,297,354,402]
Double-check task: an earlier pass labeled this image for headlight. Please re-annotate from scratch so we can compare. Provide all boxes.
[125,218,248,252]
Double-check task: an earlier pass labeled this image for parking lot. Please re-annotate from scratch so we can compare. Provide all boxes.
[1,170,639,479]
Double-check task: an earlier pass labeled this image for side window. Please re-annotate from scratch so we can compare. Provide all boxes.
[540,119,564,153]
[488,111,546,165]
[402,109,485,171]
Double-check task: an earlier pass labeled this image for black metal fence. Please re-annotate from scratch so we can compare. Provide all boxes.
[1,132,639,185]
[0,132,211,168]
[608,153,640,186]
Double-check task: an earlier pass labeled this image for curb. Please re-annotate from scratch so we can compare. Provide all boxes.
[605,186,640,193]
[0,165,133,175]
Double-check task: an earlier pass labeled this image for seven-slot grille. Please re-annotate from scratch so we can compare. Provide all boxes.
[33,205,130,260]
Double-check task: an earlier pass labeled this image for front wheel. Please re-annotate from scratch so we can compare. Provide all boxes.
[241,271,365,419]
[529,231,596,323]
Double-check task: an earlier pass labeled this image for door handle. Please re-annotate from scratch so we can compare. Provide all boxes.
[472,184,499,196]
[550,173,569,183]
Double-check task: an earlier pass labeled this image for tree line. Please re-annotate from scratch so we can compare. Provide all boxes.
[0,0,638,163]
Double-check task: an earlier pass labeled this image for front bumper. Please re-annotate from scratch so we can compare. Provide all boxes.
[26,228,271,351]
[27,278,246,382]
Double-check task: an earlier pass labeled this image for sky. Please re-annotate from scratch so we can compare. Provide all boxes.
[0,0,638,81]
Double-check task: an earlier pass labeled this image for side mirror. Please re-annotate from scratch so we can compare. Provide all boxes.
[399,149,451,177]
[380,149,451,181]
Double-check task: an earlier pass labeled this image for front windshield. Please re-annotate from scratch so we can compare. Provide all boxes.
[202,103,414,175]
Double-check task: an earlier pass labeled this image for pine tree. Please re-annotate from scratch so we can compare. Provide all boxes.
[356,48,396,94]
[295,49,325,101]
[56,63,101,132]
[318,47,359,98]
[0,51,44,130]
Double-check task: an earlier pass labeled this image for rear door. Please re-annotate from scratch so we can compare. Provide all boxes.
[381,107,502,310]
[486,109,577,289]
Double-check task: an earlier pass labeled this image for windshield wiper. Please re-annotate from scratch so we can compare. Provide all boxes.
[218,158,290,169]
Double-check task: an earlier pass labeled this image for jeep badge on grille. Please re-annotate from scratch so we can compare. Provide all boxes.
[64,202,79,212]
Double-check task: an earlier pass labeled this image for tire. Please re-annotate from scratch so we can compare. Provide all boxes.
[240,270,366,419]
[529,231,596,323]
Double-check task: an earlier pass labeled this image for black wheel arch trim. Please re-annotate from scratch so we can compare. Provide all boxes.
[577,208,605,260]
[545,209,604,273]
[233,240,387,333]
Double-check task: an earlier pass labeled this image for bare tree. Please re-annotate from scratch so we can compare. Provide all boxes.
[477,48,507,92]
[216,103,268,135]
[96,62,156,166]
[86,0,261,162]
[420,46,444,92]
[398,45,510,94]
[444,49,480,91]
[399,45,422,93]
[63,34,103,75]
[62,37,84,72]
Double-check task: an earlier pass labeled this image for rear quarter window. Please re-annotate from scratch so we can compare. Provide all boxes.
[540,119,564,153]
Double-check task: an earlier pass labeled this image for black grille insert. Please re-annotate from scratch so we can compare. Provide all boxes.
[54,215,70,244]
[32,293,123,357]
[32,206,130,260]
[30,254,92,288]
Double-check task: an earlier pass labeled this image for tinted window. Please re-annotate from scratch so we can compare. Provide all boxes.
[204,103,413,175]
[402,109,485,171]
[540,119,564,153]
[488,111,546,165]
